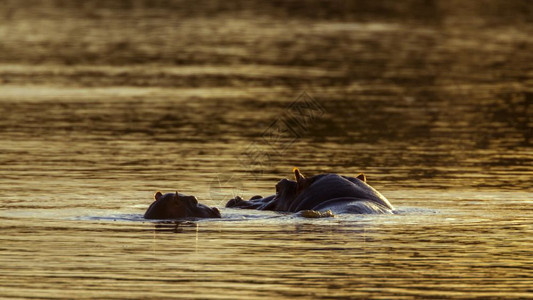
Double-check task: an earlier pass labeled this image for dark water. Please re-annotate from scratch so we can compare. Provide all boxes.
[0,1,532,298]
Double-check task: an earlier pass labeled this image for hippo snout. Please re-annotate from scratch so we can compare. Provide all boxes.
[226,196,245,207]
[211,207,221,218]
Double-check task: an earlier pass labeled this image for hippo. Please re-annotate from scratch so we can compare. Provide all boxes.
[226,168,395,214]
[144,191,221,219]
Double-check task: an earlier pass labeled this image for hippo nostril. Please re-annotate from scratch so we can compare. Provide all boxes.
[212,207,221,218]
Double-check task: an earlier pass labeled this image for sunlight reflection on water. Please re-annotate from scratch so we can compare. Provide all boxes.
[0,1,532,298]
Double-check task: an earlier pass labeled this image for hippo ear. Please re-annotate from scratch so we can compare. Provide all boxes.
[188,196,199,205]
[356,173,367,182]
[293,167,305,184]
[154,191,163,201]
[174,191,180,201]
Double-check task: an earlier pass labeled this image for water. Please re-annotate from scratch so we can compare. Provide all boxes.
[0,1,532,298]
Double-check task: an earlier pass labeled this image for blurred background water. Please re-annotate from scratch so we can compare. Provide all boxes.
[0,0,531,298]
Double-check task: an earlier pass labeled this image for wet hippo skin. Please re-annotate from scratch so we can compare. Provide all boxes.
[226,168,394,214]
[144,191,221,219]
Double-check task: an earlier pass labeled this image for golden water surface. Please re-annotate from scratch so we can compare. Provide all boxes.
[0,1,532,298]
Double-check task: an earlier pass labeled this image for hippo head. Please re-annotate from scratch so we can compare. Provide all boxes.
[144,191,221,219]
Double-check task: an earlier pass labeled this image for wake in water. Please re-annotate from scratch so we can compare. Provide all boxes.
[75,206,439,224]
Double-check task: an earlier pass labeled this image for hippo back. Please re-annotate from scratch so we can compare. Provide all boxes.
[288,174,394,212]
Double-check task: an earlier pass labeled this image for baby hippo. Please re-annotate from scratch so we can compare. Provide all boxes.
[144,191,221,219]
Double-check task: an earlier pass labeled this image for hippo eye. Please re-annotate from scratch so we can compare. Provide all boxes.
[275,185,280,195]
